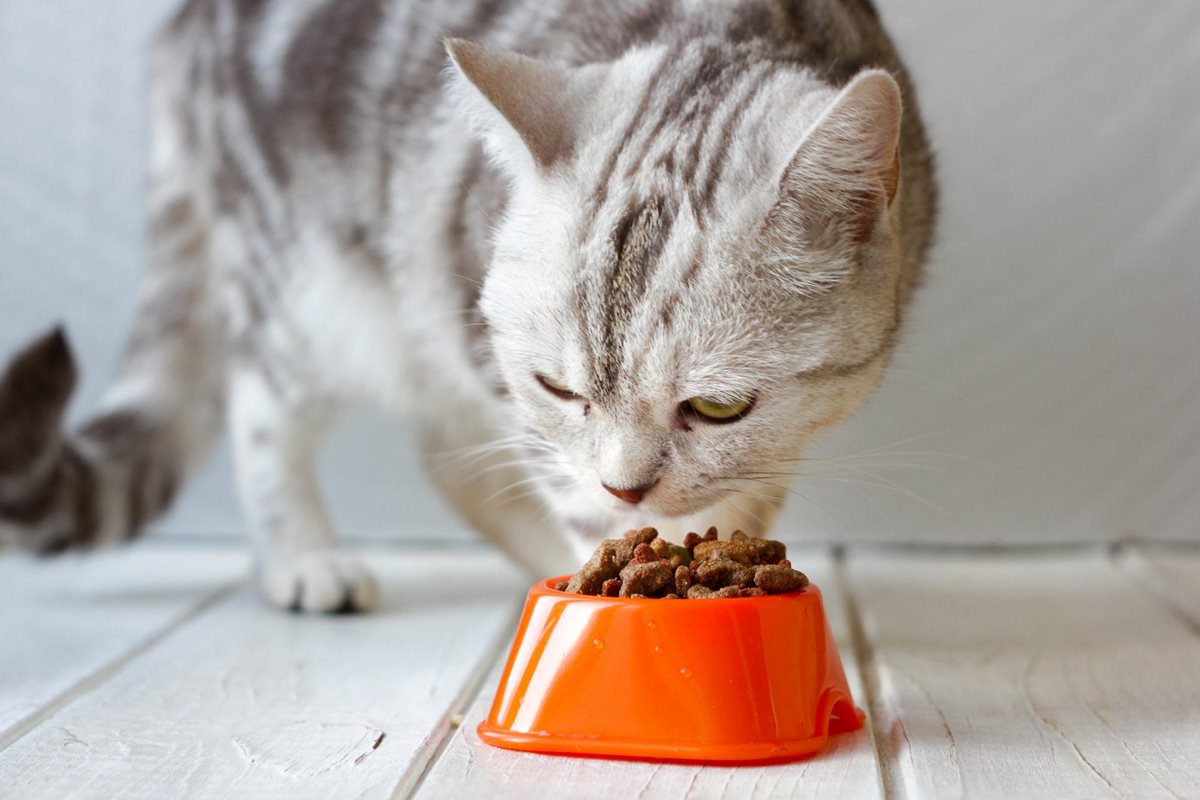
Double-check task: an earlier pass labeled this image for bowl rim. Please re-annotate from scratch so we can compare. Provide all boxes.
[538,574,812,602]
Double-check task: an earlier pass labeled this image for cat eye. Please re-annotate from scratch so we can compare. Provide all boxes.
[681,395,755,424]
[535,374,582,401]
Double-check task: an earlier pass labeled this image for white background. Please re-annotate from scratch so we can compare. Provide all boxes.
[2,0,1197,546]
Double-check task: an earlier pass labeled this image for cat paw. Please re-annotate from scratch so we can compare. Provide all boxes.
[258,551,379,613]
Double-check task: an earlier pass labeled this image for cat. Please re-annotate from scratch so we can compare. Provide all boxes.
[0,0,935,612]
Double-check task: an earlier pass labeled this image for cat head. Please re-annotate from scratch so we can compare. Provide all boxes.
[446,38,905,533]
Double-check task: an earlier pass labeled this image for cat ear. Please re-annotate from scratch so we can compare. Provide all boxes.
[777,69,902,245]
[445,39,599,176]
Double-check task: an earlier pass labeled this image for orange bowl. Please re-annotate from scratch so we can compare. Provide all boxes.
[477,576,864,764]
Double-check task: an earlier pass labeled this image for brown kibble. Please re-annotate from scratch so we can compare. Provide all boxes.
[693,539,756,566]
[625,526,658,543]
[750,537,787,565]
[683,532,701,550]
[695,557,756,589]
[693,533,785,566]
[619,559,673,597]
[754,564,809,594]
[616,527,659,562]
[674,565,695,596]
[689,585,754,599]
[716,586,766,599]
[565,540,622,594]
[633,542,659,564]
[560,528,799,600]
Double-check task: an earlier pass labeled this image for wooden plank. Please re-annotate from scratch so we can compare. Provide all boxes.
[846,551,1200,799]
[1123,547,1200,627]
[410,549,884,800]
[0,548,526,799]
[0,544,245,749]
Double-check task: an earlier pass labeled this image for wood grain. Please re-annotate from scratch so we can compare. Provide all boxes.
[0,545,244,750]
[846,551,1200,799]
[0,548,525,799]
[410,549,884,800]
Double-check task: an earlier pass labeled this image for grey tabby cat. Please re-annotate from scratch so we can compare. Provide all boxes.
[0,0,935,612]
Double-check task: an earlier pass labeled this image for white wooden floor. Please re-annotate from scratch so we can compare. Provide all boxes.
[1,542,1198,800]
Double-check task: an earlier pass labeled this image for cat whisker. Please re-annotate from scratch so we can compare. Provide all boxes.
[888,366,974,403]
[764,466,954,519]
[743,473,889,516]
[432,431,558,469]
[713,491,770,532]
[483,470,573,506]
[717,479,851,531]
[463,456,557,485]
[437,440,556,469]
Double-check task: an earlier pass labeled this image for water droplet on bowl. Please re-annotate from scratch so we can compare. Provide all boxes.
[592,638,604,650]
[647,621,656,629]
[653,644,663,654]
[680,666,692,678]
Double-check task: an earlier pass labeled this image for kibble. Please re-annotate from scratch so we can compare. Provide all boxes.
[557,526,807,599]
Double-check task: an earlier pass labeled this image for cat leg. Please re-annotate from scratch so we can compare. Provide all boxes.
[228,364,377,613]
[417,417,579,579]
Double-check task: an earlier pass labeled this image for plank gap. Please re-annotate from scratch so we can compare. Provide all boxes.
[0,579,242,753]
[1114,545,1200,637]
[843,550,1200,798]
[391,598,524,800]
[0,549,528,798]
[834,547,898,800]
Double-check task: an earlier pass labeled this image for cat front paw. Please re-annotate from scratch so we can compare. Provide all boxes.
[258,551,379,613]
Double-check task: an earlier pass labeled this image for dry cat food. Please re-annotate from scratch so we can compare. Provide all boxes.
[555,527,808,599]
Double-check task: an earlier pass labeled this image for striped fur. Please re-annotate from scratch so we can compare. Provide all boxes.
[0,331,184,555]
[0,0,935,612]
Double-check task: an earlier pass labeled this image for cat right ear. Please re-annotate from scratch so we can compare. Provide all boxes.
[776,69,903,246]
[445,39,600,177]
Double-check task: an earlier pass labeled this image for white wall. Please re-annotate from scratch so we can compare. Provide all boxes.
[1,0,1197,545]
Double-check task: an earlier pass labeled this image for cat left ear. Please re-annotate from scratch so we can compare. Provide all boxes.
[445,39,599,176]
[778,69,903,245]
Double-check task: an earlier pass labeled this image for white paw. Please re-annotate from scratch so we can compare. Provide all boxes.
[258,551,379,613]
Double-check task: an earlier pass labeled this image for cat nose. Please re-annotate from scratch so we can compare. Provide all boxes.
[602,480,658,505]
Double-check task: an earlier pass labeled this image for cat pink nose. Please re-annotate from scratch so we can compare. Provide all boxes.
[602,481,657,504]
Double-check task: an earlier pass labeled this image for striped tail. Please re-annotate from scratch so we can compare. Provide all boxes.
[0,10,228,555]
[0,322,220,554]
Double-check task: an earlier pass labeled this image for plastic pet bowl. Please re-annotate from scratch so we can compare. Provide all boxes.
[477,576,864,764]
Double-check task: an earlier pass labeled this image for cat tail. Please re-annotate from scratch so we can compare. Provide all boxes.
[0,18,229,554]
[0,164,225,551]
[0,307,223,554]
